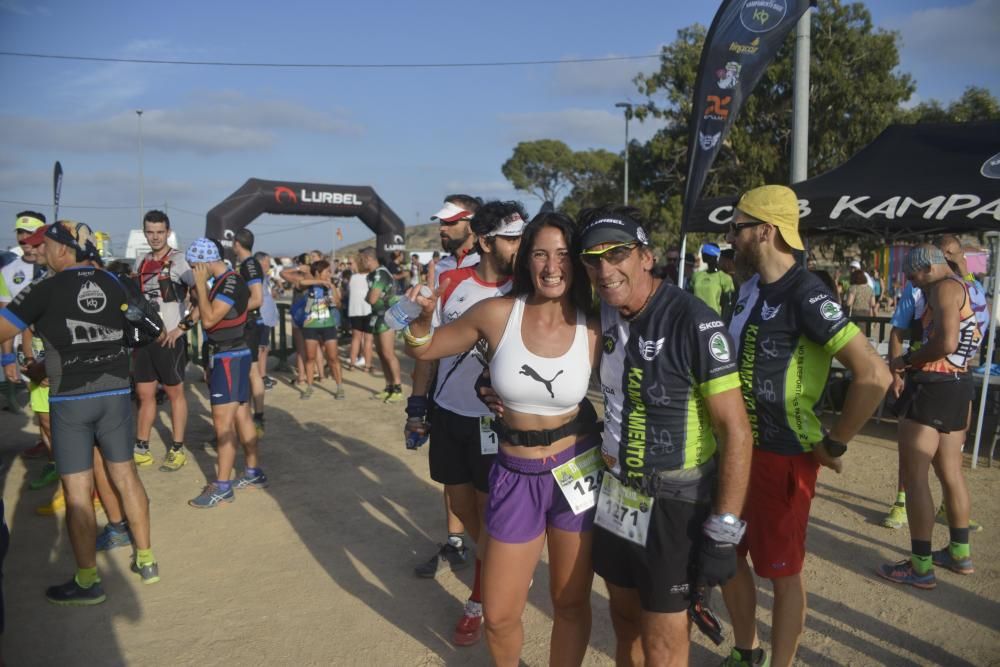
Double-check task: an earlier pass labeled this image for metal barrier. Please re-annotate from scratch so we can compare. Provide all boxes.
[851,315,892,342]
[185,301,295,372]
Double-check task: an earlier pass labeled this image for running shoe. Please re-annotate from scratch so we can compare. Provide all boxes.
[29,462,59,490]
[372,388,391,401]
[37,492,101,516]
[159,449,187,472]
[384,390,404,404]
[45,577,106,606]
[876,560,936,589]
[720,648,770,667]
[453,599,484,646]
[21,440,49,459]
[96,523,132,551]
[254,416,266,437]
[882,504,907,529]
[263,376,277,390]
[130,559,161,585]
[300,386,314,400]
[133,448,154,467]
[188,483,235,509]
[935,504,982,532]
[234,469,269,490]
[414,543,471,578]
[335,386,346,400]
[931,547,974,575]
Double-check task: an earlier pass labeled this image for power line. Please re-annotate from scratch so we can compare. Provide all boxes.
[0,198,137,210]
[0,50,660,70]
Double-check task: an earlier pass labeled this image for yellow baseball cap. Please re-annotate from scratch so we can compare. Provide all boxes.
[15,214,45,232]
[735,185,803,251]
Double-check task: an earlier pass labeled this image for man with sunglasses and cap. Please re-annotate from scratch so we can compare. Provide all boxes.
[721,185,891,667]
[1,211,48,383]
[410,195,483,581]
[578,206,753,667]
[0,221,162,604]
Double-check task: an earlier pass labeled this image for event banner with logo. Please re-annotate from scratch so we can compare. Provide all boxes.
[681,0,813,233]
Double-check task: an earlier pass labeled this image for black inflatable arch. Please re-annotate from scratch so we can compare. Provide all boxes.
[205,178,406,261]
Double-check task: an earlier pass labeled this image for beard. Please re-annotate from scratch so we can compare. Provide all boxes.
[441,231,471,253]
[496,254,515,277]
[734,243,761,283]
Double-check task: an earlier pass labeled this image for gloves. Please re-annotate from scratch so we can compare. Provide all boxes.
[697,536,737,587]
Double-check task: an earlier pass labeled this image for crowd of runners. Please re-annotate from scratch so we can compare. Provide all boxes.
[0,185,992,666]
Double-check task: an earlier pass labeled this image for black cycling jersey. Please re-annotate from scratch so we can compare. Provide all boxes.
[600,281,741,480]
[203,271,249,351]
[2,267,131,400]
[728,264,860,455]
[238,256,265,324]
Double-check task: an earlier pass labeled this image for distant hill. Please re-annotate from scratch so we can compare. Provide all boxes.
[337,223,441,258]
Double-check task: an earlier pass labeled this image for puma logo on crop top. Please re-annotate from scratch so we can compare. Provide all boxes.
[519,365,564,399]
[490,295,590,417]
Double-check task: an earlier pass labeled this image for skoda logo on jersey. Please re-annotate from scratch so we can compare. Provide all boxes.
[77,280,107,314]
[13,270,26,285]
[709,332,731,363]
[820,300,844,321]
[638,335,665,361]
[761,300,781,320]
[734,301,746,316]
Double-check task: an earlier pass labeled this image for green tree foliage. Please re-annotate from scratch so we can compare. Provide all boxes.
[502,139,621,210]
[900,86,1000,123]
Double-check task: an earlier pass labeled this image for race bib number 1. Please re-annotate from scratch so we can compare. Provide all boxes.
[594,474,654,546]
[550,447,604,515]
[480,417,499,455]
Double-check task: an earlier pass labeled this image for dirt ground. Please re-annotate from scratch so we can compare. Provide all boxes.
[1,348,998,666]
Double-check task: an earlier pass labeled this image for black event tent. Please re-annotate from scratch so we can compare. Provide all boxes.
[686,121,1000,238]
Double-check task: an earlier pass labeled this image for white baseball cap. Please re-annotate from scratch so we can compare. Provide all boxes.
[430,202,473,223]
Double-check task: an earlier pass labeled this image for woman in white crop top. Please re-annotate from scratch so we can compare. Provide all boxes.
[405,212,601,667]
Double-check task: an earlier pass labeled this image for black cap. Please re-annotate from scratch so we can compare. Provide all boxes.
[579,214,649,250]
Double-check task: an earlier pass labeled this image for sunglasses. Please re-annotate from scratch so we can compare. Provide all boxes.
[580,242,639,268]
[439,217,471,227]
[729,220,764,235]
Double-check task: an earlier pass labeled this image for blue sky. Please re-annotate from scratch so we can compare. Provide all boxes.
[0,0,996,255]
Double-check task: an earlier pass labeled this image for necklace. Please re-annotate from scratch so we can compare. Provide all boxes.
[623,284,657,322]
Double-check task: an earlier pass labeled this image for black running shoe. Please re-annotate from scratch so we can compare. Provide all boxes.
[45,577,107,606]
[414,543,471,578]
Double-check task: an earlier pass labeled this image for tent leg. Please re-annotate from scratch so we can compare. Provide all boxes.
[971,231,1000,469]
[677,235,688,288]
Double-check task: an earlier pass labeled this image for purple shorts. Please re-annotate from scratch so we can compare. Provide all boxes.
[486,437,598,544]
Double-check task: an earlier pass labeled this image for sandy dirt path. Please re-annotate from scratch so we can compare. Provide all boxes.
[1,349,998,666]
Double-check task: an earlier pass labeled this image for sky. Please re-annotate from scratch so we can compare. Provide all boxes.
[0,0,997,255]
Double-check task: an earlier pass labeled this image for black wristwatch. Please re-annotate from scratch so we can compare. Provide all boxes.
[820,434,847,458]
[178,318,195,331]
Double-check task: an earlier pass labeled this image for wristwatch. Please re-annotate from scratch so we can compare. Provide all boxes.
[820,434,848,457]
[703,512,747,544]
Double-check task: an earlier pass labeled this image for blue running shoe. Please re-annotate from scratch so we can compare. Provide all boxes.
[96,523,132,551]
[46,577,106,606]
[234,469,269,490]
[876,559,936,589]
[188,483,235,509]
[932,547,974,575]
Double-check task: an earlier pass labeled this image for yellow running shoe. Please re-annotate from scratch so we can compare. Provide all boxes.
[159,448,187,472]
[882,504,907,529]
[133,448,154,467]
[36,490,65,515]
[936,503,982,532]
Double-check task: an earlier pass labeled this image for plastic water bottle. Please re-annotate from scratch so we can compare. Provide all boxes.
[406,430,430,450]
[384,285,433,330]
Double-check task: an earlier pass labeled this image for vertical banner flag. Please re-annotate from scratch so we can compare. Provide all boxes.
[53,160,63,222]
[681,0,813,233]
[336,227,344,241]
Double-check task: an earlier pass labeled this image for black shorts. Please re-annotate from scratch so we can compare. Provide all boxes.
[429,408,496,493]
[244,321,261,353]
[303,326,340,343]
[895,373,974,433]
[132,341,187,386]
[592,493,711,613]
[350,316,372,333]
[256,324,271,348]
[50,392,134,475]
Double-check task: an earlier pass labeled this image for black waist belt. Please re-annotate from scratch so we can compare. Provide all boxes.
[623,457,718,503]
[493,399,601,447]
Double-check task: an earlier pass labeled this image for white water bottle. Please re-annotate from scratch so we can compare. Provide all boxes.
[384,285,433,330]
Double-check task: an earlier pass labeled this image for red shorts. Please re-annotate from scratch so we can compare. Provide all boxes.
[738,448,819,579]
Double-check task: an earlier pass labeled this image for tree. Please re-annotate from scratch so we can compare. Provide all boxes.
[900,86,1000,124]
[502,139,621,207]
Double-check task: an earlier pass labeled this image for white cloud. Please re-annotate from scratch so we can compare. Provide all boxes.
[0,91,363,155]
[552,54,657,98]
[499,108,664,149]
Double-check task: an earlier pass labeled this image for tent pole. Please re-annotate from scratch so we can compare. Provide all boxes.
[789,9,810,184]
[971,230,1000,468]
[678,235,688,288]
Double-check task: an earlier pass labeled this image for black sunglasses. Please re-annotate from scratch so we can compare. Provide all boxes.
[729,220,764,235]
